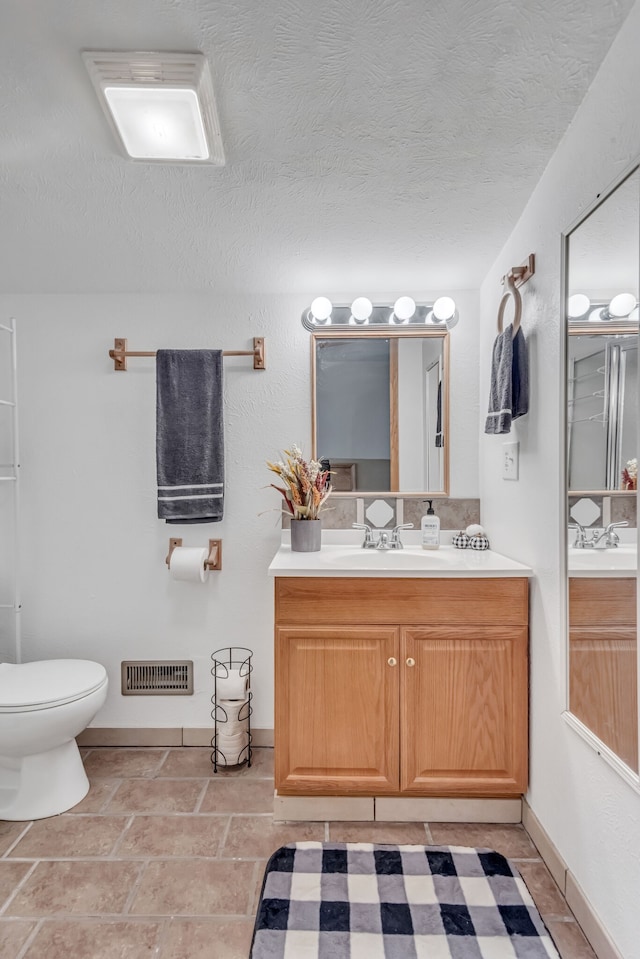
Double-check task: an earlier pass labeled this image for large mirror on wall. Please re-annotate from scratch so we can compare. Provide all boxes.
[565,166,639,775]
[312,332,448,494]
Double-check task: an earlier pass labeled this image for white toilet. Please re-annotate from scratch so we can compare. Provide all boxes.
[0,659,108,820]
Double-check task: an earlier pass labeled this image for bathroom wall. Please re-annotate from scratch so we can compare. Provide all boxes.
[479,4,640,955]
[0,288,478,733]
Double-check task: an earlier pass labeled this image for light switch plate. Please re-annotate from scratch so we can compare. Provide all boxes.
[502,441,519,480]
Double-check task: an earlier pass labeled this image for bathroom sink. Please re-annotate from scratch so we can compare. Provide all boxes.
[568,545,637,575]
[318,548,457,570]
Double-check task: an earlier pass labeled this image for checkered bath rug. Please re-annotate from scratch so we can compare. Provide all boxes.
[250,842,560,958]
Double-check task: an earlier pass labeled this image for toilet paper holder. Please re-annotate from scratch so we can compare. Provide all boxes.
[165,538,223,571]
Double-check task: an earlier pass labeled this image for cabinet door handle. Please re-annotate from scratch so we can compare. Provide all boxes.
[387,657,397,667]
[406,657,416,667]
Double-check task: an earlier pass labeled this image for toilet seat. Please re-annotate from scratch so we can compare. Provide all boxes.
[0,660,108,713]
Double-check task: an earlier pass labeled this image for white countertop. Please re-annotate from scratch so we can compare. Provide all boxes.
[269,531,532,579]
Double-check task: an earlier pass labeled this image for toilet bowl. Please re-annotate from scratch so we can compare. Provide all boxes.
[0,659,108,820]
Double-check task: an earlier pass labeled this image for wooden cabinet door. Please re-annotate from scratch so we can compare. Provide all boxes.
[401,626,528,796]
[275,626,400,795]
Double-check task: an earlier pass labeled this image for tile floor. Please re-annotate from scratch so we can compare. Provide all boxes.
[0,747,596,959]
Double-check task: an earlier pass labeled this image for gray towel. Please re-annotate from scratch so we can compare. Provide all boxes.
[512,327,529,420]
[485,324,529,434]
[156,350,224,524]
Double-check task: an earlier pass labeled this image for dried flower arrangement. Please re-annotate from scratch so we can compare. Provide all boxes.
[267,445,332,520]
[622,457,638,491]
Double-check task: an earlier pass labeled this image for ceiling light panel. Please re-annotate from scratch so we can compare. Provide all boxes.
[83,51,224,165]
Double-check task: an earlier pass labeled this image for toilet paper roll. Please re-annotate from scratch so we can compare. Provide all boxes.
[218,699,247,726]
[169,547,209,583]
[216,669,248,700]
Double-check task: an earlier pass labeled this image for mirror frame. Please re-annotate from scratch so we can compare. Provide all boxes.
[311,328,450,497]
[561,159,640,791]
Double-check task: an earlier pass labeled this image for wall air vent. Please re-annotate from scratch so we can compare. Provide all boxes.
[121,660,194,695]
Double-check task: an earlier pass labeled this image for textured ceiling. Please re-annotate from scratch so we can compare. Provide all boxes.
[0,0,634,294]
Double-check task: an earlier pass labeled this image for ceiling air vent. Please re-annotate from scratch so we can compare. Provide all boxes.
[121,660,193,695]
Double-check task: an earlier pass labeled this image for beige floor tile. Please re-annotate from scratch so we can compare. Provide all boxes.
[117,815,229,858]
[83,748,166,779]
[68,781,119,814]
[214,748,274,780]
[547,919,597,959]
[23,919,162,959]
[0,919,36,959]
[130,860,255,916]
[200,779,274,814]
[160,918,255,959]
[428,822,539,859]
[0,863,32,909]
[0,822,29,857]
[6,861,141,916]
[221,815,325,860]
[516,860,573,921]
[105,779,205,814]
[8,816,128,859]
[156,748,215,778]
[328,821,429,844]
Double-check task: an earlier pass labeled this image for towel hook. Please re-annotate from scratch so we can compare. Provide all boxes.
[497,274,522,338]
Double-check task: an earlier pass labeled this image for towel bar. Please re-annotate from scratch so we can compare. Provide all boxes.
[109,337,265,371]
[165,538,223,571]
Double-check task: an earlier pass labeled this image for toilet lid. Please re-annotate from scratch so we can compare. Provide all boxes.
[0,659,107,710]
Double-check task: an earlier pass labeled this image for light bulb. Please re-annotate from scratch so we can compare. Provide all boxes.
[390,296,416,324]
[568,294,591,318]
[608,293,637,318]
[433,296,456,321]
[350,297,373,323]
[310,296,333,323]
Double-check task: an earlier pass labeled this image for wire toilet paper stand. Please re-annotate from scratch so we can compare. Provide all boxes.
[211,647,253,772]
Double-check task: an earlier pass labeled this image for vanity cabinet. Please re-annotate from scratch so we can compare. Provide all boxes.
[275,576,529,797]
[569,577,638,771]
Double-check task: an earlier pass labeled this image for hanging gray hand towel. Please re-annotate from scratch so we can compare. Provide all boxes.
[511,326,529,420]
[485,325,514,434]
[156,350,224,524]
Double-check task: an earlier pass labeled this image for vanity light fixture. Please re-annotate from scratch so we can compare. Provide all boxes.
[349,297,373,325]
[601,292,637,320]
[389,296,416,325]
[567,293,591,319]
[82,51,224,164]
[568,292,638,324]
[310,297,333,324]
[302,296,459,331]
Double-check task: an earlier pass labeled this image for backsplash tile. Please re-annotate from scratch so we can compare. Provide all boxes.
[610,495,637,528]
[302,497,481,531]
[403,498,481,532]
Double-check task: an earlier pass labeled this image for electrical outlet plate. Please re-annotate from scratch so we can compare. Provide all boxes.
[502,441,519,480]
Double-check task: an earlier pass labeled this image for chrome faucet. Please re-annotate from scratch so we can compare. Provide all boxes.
[591,521,628,549]
[352,523,377,549]
[569,521,628,549]
[353,522,414,550]
[389,524,414,549]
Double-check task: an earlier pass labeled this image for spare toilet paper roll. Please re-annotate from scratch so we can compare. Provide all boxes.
[218,699,247,727]
[216,668,248,700]
[169,547,209,583]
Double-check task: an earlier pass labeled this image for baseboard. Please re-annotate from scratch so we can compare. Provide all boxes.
[274,794,521,824]
[77,727,274,748]
[522,799,624,959]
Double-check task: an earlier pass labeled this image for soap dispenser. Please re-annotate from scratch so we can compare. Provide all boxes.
[421,500,440,550]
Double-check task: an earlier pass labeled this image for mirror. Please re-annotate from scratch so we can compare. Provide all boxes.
[312,332,448,494]
[565,167,639,774]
